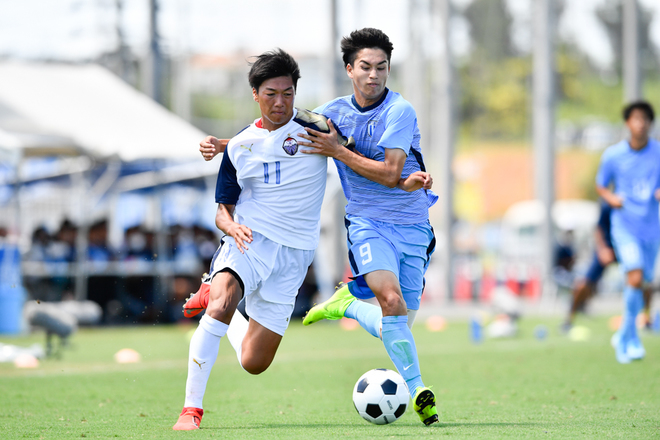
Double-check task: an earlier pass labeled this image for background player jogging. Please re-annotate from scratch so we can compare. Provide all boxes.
[562,202,616,331]
[595,100,660,364]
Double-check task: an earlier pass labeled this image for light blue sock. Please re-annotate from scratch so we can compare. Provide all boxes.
[381,315,424,398]
[622,285,642,345]
[345,300,382,339]
[631,286,644,341]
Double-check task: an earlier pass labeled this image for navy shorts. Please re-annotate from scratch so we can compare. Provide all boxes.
[584,252,608,284]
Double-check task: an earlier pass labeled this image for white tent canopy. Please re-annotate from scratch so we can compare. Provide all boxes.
[0,61,209,161]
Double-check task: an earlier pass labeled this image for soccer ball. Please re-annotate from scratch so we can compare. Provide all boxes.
[352,368,409,425]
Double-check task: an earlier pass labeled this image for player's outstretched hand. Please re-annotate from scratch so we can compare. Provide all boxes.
[298,119,342,158]
[226,223,253,254]
[397,171,433,192]
[199,136,227,161]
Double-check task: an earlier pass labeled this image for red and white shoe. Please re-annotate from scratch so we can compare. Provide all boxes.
[183,281,211,318]
[172,407,203,430]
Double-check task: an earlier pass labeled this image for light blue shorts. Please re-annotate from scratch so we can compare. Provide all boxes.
[611,227,660,282]
[344,214,435,311]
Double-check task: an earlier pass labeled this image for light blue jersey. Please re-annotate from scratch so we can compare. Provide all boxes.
[596,138,660,240]
[314,85,434,400]
[314,89,437,224]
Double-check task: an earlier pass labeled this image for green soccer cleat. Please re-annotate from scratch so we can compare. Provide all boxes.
[302,283,356,325]
[413,387,439,426]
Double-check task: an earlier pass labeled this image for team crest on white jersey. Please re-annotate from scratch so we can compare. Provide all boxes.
[282,137,298,155]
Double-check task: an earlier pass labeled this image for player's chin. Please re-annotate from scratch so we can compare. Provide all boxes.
[364,85,384,97]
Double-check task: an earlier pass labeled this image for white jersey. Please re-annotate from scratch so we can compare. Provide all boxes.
[215,109,328,250]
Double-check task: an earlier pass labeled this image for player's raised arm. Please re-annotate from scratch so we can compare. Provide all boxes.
[199,136,229,161]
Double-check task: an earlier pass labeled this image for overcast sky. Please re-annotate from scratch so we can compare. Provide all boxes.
[0,0,659,70]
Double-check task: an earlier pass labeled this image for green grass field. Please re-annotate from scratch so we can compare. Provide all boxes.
[1,314,659,439]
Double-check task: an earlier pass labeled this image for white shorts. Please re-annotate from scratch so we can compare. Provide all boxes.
[209,231,315,336]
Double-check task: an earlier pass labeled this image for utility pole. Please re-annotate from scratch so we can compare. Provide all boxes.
[171,1,191,121]
[142,0,164,105]
[328,0,341,101]
[431,0,454,301]
[114,0,131,83]
[327,0,347,293]
[533,0,555,297]
[405,0,428,153]
[623,0,641,102]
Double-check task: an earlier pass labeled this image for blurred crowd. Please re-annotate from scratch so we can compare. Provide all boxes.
[22,219,220,324]
[20,218,318,325]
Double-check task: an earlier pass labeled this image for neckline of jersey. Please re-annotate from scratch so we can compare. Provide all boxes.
[351,88,389,113]
[625,138,650,152]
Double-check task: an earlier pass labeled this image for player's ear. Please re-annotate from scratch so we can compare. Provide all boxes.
[346,63,354,79]
[252,87,258,102]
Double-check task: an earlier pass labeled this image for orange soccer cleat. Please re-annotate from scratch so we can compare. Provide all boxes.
[183,281,211,318]
[172,407,203,430]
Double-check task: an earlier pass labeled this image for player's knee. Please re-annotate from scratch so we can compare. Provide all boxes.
[206,297,234,322]
[243,364,266,375]
[241,357,271,375]
[206,289,240,322]
[627,270,643,289]
[379,292,406,315]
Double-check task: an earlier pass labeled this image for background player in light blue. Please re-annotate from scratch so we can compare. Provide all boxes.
[595,100,660,364]
[298,28,439,425]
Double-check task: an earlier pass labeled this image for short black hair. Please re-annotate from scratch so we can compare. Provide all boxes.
[623,100,655,122]
[341,28,394,67]
[248,48,300,92]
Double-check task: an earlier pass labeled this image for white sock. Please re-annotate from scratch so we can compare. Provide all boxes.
[183,314,228,409]
[407,309,417,328]
[226,311,249,370]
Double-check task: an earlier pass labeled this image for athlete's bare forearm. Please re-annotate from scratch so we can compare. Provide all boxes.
[397,171,433,192]
[215,204,252,253]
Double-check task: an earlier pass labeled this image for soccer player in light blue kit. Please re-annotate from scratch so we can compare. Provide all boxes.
[298,28,439,425]
[596,100,660,364]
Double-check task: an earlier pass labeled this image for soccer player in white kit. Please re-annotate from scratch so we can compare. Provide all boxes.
[172,49,328,430]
